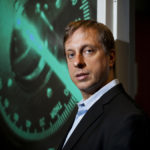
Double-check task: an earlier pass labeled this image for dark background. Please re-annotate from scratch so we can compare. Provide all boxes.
[135,0,150,116]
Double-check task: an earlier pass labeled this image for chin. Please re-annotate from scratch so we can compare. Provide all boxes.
[79,81,104,94]
[79,85,97,94]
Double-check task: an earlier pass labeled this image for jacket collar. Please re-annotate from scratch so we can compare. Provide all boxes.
[62,84,124,150]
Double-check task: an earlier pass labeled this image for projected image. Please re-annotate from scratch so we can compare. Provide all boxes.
[0,0,96,149]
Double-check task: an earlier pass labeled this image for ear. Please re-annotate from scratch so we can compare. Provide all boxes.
[108,50,115,67]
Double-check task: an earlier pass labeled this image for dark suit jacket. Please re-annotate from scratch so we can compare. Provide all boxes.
[57,84,150,150]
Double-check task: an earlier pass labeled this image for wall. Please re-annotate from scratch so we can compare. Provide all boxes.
[135,0,150,116]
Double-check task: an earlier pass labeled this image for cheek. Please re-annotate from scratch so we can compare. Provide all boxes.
[68,64,74,78]
[90,59,108,78]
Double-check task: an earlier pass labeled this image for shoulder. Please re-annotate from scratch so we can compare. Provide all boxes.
[100,83,147,120]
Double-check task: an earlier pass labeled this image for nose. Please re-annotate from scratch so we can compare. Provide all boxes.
[74,54,86,68]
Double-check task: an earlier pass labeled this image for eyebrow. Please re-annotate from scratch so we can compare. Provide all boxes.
[65,44,97,52]
[81,44,96,50]
[65,49,74,52]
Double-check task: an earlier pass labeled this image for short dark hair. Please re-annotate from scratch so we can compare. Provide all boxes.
[63,20,115,54]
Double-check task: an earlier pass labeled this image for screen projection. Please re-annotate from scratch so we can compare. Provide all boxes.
[0,0,97,149]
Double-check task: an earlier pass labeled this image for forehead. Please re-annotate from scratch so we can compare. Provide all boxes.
[65,28,99,46]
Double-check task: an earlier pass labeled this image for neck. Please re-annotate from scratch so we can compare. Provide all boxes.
[82,92,92,100]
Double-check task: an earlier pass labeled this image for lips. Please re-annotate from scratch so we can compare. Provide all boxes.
[75,72,89,81]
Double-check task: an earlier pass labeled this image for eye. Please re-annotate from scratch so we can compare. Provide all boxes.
[86,49,94,53]
[83,49,95,56]
[66,51,75,59]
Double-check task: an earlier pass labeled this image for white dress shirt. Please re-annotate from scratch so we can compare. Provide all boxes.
[63,79,119,147]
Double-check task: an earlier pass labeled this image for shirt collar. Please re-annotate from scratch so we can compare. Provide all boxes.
[77,79,119,111]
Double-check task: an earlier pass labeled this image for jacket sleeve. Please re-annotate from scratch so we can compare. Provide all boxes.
[105,113,150,150]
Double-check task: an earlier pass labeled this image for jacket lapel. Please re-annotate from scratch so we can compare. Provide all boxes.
[63,84,124,150]
[57,106,78,150]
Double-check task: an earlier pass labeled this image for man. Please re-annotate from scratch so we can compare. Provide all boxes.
[57,20,149,150]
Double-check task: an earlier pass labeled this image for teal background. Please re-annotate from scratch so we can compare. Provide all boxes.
[0,0,96,149]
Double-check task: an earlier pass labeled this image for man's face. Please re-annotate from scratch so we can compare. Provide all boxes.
[65,28,114,97]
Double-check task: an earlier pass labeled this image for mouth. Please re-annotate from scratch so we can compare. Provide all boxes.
[75,72,89,81]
